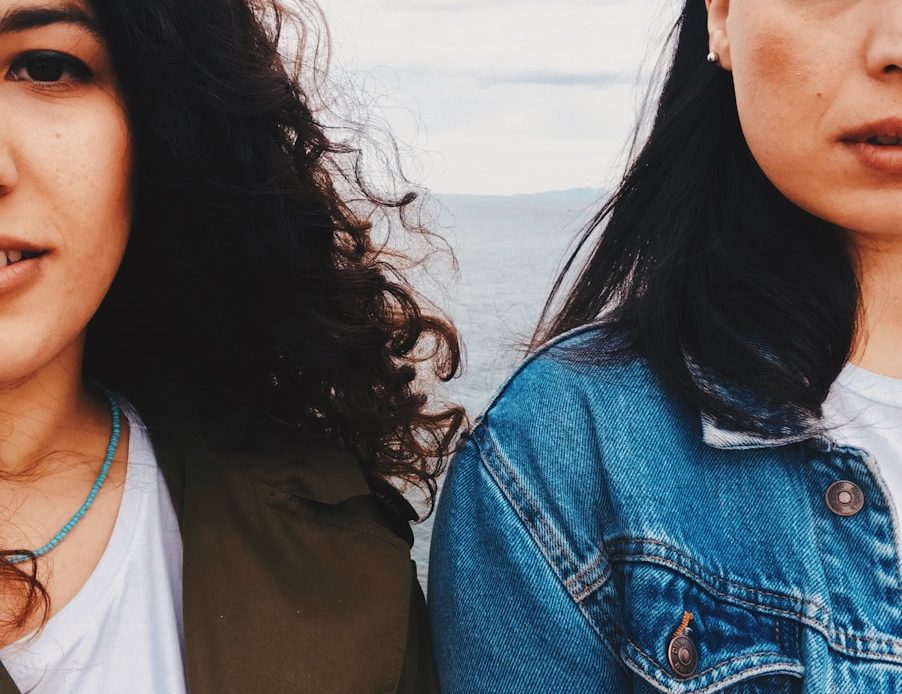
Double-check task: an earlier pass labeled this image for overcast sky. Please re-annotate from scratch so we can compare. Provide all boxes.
[318,0,677,195]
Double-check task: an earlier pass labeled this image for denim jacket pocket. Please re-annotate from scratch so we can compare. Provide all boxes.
[612,542,805,694]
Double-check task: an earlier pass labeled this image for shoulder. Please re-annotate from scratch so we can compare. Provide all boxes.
[150,413,419,545]
[473,322,700,482]
[446,322,705,588]
[481,323,664,421]
[126,389,389,513]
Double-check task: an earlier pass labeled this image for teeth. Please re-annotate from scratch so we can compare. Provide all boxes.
[0,250,32,266]
[0,249,44,266]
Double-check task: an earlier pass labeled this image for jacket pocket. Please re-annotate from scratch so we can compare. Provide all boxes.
[612,548,805,694]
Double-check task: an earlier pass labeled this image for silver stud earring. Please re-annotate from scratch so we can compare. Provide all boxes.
[706,51,721,65]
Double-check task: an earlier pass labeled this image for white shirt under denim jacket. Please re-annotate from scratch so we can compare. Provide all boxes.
[429,322,902,693]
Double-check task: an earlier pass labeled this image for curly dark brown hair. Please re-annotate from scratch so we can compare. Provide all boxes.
[0,0,464,629]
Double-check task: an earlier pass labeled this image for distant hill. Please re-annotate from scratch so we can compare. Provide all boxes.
[437,187,603,211]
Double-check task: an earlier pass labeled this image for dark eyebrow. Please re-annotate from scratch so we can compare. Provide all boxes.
[0,4,102,39]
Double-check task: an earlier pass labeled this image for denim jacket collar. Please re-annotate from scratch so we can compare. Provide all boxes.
[701,413,821,450]
[691,355,825,451]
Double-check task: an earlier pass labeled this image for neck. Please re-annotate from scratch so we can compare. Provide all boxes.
[0,341,108,479]
[850,232,902,379]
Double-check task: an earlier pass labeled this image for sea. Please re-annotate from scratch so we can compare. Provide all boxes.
[407,187,603,590]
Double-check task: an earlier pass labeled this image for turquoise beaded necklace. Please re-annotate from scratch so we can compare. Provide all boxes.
[7,387,122,565]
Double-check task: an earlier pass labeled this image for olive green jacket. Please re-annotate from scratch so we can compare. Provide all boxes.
[0,417,439,693]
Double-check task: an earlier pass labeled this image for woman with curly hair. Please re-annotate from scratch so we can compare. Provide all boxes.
[0,0,461,691]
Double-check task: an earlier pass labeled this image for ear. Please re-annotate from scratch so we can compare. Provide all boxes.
[705,0,733,71]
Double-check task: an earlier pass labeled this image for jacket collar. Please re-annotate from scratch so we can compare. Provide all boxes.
[701,413,821,450]
[690,354,826,451]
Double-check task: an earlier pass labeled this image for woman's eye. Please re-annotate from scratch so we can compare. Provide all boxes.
[7,51,93,87]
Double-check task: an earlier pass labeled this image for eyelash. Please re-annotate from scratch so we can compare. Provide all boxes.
[6,50,94,91]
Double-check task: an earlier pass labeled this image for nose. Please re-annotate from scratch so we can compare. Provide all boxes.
[866,2,902,78]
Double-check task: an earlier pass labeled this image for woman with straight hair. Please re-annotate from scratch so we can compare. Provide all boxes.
[0,0,461,691]
[430,0,902,691]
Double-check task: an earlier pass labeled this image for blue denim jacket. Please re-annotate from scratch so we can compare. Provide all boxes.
[429,323,902,693]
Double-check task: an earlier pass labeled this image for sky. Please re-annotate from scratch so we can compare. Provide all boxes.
[317,0,678,195]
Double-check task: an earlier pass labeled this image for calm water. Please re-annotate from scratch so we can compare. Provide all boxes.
[410,188,601,589]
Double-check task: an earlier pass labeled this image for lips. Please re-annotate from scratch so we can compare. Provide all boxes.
[839,118,902,145]
[0,238,50,296]
[0,235,51,269]
[0,249,45,296]
[840,119,902,174]
[868,135,902,146]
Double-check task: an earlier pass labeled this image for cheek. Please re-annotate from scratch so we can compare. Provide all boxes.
[54,109,132,289]
[729,15,841,218]
[0,92,132,384]
[733,24,823,168]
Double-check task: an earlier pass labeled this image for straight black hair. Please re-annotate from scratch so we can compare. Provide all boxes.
[536,0,859,435]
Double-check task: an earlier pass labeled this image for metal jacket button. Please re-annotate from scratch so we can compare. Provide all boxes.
[826,480,864,517]
[667,634,698,679]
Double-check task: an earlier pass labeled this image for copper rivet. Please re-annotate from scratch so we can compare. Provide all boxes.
[667,635,698,679]
[825,480,864,517]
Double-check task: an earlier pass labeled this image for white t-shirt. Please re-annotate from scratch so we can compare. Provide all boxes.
[0,401,186,693]
[823,364,902,526]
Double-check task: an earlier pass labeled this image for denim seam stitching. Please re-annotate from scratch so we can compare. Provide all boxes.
[479,426,612,598]
[565,552,609,601]
[477,433,576,579]
[612,552,902,660]
[607,537,826,612]
[568,552,606,585]
[571,568,611,603]
[611,537,902,650]
[472,429,618,658]
[627,639,797,681]
[613,552,807,620]
[623,640,803,694]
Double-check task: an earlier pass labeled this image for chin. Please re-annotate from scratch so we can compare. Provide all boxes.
[0,333,80,389]
[781,186,902,238]
[826,201,902,238]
